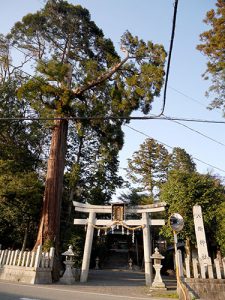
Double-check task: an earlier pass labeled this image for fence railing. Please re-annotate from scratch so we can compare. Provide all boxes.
[177,250,225,279]
[0,245,54,269]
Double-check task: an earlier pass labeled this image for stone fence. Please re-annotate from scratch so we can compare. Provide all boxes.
[0,245,55,284]
[177,250,225,279]
[176,250,225,300]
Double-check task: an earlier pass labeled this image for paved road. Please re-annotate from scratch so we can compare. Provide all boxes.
[0,270,176,300]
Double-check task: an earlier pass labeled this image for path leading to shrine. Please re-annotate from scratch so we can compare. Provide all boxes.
[0,270,176,300]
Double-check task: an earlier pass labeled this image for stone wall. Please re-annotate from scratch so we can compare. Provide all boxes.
[0,265,52,284]
[0,245,54,284]
[178,278,225,300]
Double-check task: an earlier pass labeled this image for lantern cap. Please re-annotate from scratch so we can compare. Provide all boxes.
[62,245,75,257]
[151,247,165,259]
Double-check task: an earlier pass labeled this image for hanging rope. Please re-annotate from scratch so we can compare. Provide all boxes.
[88,220,145,231]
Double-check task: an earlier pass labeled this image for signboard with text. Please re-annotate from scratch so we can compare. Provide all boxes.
[112,204,125,221]
[193,205,209,262]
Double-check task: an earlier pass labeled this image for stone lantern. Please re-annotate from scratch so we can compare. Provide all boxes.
[60,245,75,284]
[150,247,166,290]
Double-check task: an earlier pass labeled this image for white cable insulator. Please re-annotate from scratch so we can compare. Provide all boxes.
[97,229,100,236]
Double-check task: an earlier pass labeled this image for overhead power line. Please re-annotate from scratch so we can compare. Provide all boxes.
[171,120,225,148]
[168,86,207,108]
[157,0,179,116]
[8,0,179,118]
[1,115,225,124]
[125,124,225,174]
[8,45,225,125]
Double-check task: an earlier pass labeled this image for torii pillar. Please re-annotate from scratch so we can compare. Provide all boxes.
[80,211,96,282]
[142,211,152,285]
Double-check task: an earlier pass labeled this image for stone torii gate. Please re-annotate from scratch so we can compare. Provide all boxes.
[73,201,166,286]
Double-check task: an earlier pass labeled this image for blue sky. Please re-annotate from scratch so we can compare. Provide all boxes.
[1,1,224,196]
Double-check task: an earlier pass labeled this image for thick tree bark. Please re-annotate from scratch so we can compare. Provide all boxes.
[34,119,68,253]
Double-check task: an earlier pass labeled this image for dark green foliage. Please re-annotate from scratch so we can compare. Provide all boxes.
[216,201,225,256]
[126,138,170,199]
[0,161,43,249]
[65,121,124,205]
[169,147,196,173]
[7,0,166,207]
[160,171,225,253]
[119,188,153,206]
[0,47,47,248]
[8,1,166,121]
[2,0,166,249]
[197,0,225,114]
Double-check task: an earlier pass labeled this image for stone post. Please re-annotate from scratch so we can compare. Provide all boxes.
[214,258,222,279]
[177,249,184,277]
[192,258,199,278]
[185,255,191,278]
[80,211,96,282]
[207,257,214,279]
[34,245,42,268]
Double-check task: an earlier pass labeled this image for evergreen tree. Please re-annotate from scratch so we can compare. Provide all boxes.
[126,138,170,199]
[6,1,166,251]
[0,36,46,249]
[197,0,225,114]
[216,200,225,256]
[169,147,196,173]
[160,171,225,256]
[119,188,152,206]
[0,163,43,250]
[65,121,124,205]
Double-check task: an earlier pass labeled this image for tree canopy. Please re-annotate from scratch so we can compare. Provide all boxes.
[126,138,170,199]
[160,170,225,255]
[197,0,225,114]
[5,0,167,251]
[125,139,195,201]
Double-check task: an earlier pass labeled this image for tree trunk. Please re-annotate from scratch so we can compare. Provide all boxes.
[34,119,68,253]
[21,220,29,252]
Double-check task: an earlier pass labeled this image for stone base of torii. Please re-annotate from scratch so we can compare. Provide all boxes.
[73,201,166,286]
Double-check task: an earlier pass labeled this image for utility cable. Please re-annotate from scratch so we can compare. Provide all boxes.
[124,124,225,174]
[157,0,179,116]
[171,120,225,148]
[168,86,207,108]
[6,52,225,124]
[1,114,225,124]
[7,0,179,118]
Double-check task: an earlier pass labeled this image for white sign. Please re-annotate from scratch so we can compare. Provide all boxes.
[193,205,209,262]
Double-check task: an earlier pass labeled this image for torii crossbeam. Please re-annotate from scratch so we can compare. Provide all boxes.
[73,201,166,286]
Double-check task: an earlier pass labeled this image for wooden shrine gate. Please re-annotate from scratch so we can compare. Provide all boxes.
[73,201,166,286]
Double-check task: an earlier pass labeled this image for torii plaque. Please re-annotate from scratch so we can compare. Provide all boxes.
[73,201,166,286]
